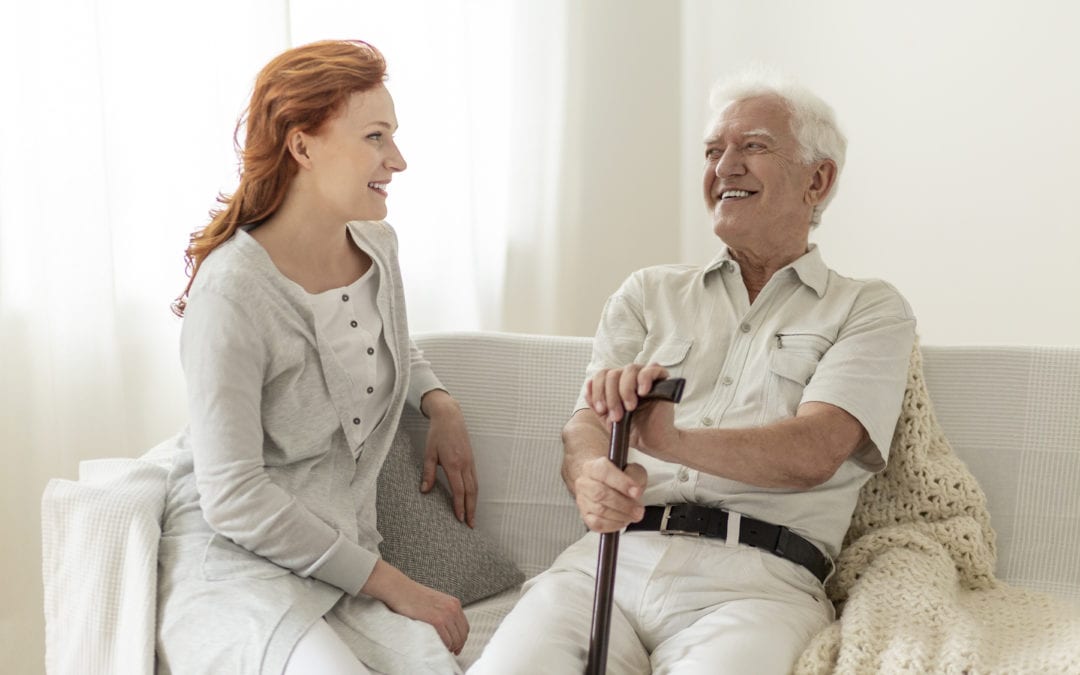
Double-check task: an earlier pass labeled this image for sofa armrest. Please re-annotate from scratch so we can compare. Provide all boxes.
[42,456,169,675]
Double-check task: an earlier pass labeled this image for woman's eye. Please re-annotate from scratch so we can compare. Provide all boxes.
[367,132,383,141]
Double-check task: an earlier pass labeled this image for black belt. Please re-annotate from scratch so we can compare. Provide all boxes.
[626,504,832,583]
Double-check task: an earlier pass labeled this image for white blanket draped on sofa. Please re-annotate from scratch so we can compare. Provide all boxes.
[795,343,1080,674]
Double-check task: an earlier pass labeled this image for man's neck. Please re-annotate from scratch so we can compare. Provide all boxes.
[728,243,807,305]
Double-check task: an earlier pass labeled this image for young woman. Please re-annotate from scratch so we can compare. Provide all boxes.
[158,40,476,674]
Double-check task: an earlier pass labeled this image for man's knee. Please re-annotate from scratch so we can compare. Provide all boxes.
[470,571,593,672]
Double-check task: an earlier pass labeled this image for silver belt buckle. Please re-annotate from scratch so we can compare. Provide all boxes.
[658,504,699,536]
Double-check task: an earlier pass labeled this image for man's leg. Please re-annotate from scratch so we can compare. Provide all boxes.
[646,544,833,675]
[468,535,650,675]
[648,594,831,675]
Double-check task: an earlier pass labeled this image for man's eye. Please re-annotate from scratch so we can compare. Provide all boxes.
[746,142,765,151]
[705,148,721,159]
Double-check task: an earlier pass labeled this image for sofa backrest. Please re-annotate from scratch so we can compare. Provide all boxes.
[922,346,1080,603]
[404,331,591,578]
[409,333,1080,604]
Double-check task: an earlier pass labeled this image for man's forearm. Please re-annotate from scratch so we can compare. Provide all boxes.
[560,411,610,495]
[665,403,865,489]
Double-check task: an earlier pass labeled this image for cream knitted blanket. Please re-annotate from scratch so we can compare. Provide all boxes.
[795,344,1080,674]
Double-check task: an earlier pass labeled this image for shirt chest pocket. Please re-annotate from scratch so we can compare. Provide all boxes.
[761,332,832,423]
[640,337,693,376]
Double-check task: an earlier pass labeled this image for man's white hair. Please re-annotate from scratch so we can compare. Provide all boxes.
[707,65,847,226]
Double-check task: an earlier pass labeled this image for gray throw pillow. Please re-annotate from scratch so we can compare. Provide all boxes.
[376,427,524,605]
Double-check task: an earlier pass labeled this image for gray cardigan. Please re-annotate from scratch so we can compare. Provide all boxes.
[156,221,448,674]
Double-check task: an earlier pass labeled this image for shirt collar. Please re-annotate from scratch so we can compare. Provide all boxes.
[701,248,736,279]
[700,243,828,298]
[788,244,828,298]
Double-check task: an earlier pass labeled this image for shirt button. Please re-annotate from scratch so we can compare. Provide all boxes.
[677,468,689,482]
[350,320,358,328]
[367,347,375,355]
[721,375,733,386]
[701,416,714,426]
[352,417,361,425]
[342,294,350,302]
[740,323,751,333]
[366,386,374,394]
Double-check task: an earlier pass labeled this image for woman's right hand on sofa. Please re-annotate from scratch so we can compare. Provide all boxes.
[362,559,469,654]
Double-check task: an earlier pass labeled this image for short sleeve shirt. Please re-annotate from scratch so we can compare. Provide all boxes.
[574,245,916,557]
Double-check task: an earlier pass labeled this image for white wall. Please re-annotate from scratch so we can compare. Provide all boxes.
[501,0,682,336]
[679,0,1080,346]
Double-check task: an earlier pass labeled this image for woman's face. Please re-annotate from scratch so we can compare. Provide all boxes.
[302,84,406,223]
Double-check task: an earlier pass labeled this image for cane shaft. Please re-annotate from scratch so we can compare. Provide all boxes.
[585,378,684,675]
[586,410,633,675]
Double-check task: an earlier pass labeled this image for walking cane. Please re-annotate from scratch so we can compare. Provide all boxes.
[585,377,685,675]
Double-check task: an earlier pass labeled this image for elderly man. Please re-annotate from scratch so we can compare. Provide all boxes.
[470,71,915,674]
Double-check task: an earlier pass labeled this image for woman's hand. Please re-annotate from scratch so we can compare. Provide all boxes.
[363,560,469,654]
[420,389,478,527]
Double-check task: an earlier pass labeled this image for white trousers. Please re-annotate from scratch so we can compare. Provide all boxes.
[283,596,463,675]
[284,619,380,675]
[469,531,833,675]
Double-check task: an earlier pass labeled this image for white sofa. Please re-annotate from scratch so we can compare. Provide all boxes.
[42,332,1080,673]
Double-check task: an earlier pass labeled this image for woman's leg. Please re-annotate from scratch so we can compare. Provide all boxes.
[284,619,378,675]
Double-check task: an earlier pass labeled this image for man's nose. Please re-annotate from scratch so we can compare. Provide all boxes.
[714,147,744,177]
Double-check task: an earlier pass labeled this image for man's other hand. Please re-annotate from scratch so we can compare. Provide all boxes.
[573,456,648,533]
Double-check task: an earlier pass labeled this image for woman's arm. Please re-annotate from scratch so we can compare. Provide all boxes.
[182,288,378,595]
[361,559,469,655]
[418,388,478,528]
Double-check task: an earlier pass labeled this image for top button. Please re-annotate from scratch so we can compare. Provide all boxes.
[350,320,358,328]
[367,347,375,355]
[721,375,733,386]
[740,323,751,333]
[342,294,350,302]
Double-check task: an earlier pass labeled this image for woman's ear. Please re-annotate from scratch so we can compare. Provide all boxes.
[286,130,313,169]
[806,159,838,207]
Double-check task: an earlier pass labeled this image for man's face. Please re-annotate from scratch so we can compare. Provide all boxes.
[702,95,824,254]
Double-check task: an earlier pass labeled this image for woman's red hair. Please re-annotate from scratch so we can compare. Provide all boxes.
[172,40,387,316]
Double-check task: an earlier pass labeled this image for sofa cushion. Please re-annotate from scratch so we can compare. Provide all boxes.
[377,427,525,605]
[406,332,592,579]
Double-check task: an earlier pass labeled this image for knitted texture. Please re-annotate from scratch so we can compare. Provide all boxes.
[795,342,1080,674]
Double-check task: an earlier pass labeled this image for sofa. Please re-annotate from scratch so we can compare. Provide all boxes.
[42,331,1080,673]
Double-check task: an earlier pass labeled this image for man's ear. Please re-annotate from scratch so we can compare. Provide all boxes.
[806,159,838,207]
[286,130,313,169]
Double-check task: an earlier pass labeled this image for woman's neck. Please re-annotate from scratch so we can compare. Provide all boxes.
[250,194,371,294]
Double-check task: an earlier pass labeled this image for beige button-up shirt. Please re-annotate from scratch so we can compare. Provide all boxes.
[575,245,916,557]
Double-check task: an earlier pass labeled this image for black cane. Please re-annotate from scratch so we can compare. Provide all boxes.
[585,377,685,675]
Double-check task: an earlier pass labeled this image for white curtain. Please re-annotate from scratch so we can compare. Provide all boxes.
[0,2,567,671]
[288,0,569,332]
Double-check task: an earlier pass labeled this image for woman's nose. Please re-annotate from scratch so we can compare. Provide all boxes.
[388,141,407,172]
